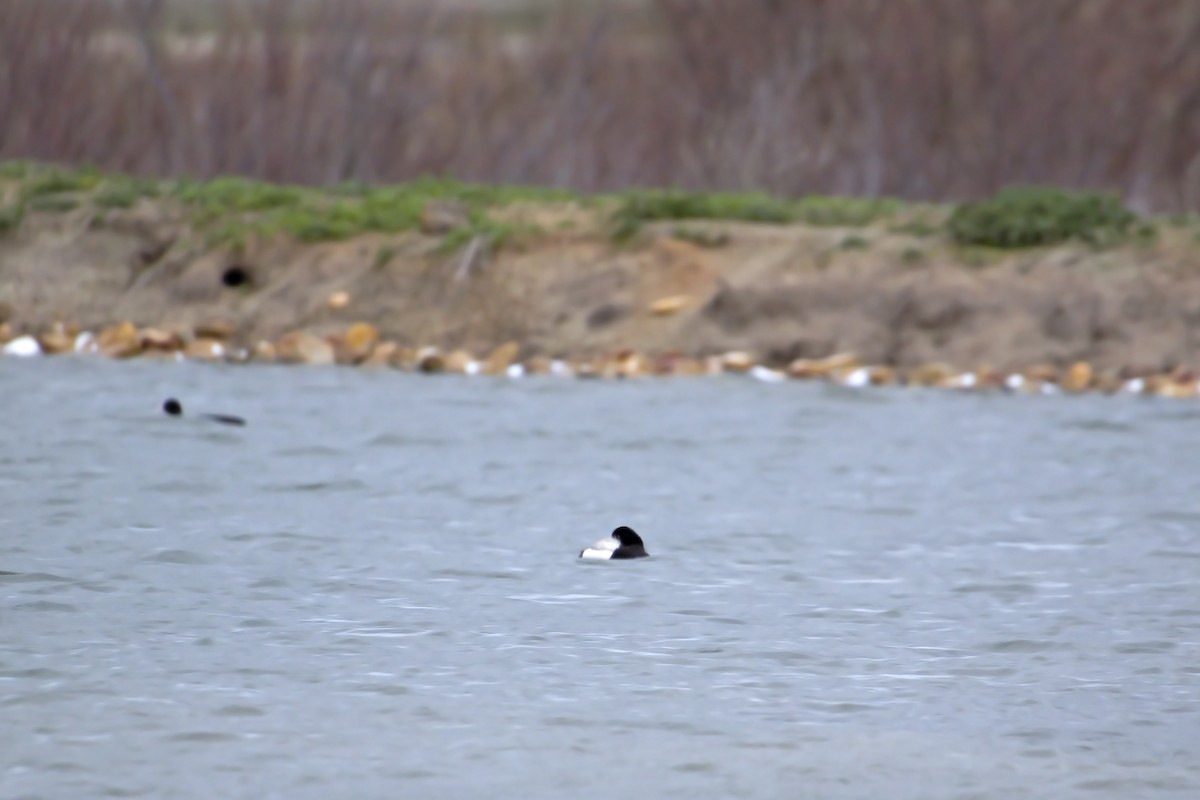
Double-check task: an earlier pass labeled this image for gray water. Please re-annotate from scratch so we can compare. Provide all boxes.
[2,358,1199,800]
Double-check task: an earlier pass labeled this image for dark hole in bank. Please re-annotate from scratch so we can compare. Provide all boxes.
[221,265,251,288]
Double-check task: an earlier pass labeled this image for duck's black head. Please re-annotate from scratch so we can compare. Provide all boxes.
[612,526,644,547]
[610,526,649,558]
[163,398,183,416]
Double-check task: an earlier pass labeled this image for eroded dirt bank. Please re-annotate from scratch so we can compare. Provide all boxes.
[3,191,1200,375]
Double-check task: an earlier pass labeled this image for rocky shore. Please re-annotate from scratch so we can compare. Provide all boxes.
[3,164,1200,398]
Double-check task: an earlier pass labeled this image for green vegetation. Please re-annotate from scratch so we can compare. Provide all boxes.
[890,218,941,237]
[21,166,103,199]
[27,195,80,212]
[610,189,910,240]
[0,161,35,180]
[0,202,23,232]
[948,186,1139,248]
[174,174,565,248]
[670,227,731,248]
[95,177,160,209]
[610,189,794,240]
[795,195,903,226]
[0,161,1173,262]
[439,213,540,254]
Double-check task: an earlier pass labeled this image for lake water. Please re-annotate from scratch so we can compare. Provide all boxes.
[2,358,1199,799]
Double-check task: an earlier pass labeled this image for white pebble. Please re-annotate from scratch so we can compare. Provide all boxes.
[842,367,871,388]
[749,365,785,383]
[73,331,96,354]
[2,335,41,357]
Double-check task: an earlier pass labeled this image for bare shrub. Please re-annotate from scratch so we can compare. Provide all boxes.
[2,0,1199,210]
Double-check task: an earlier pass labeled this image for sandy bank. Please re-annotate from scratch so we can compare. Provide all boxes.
[2,165,1200,391]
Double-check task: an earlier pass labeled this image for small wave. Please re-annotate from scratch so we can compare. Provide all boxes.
[13,601,79,613]
[144,549,212,565]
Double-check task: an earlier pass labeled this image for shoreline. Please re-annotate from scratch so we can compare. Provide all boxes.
[3,163,1200,398]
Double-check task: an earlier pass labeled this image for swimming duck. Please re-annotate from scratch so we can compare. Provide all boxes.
[579,526,649,560]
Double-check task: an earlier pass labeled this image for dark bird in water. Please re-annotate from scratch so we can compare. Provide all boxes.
[162,397,246,427]
[579,526,650,560]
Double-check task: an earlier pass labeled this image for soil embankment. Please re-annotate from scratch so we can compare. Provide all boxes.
[3,168,1200,377]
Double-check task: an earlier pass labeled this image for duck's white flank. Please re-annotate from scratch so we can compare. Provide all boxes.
[579,537,619,560]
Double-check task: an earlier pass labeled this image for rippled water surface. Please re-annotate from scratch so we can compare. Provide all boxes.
[2,359,1199,799]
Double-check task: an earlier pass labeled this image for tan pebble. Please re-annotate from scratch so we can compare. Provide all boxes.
[483,341,521,375]
[816,352,859,373]
[788,352,860,379]
[97,321,143,359]
[443,349,475,374]
[906,362,955,387]
[1171,366,1198,384]
[673,356,708,376]
[869,366,898,386]
[338,322,380,364]
[649,353,685,376]
[785,358,821,379]
[390,345,417,370]
[275,332,335,365]
[720,351,756,373]
[938,371,981,390]
[1154,373,1200,398]
[251,340,277,363]
[523,356,555,375]
[38,329,75,355]
[1063,361,1093,393]
[327,291,351,310]
[975,368,1007,390]
[1151,378,1187,398]
[183,338,225,361]
[1093,372,1123,394]
[140,327,184,351]
[614,350,647,378]
[1025,363,1060,384]
[648,295,691,316]
[0,322,14,343]
[362,341,400,368]
[194,318,237,340]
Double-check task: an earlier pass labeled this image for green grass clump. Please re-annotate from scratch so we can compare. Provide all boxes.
[174,176,305,214]
[0,161,36,180]
[21,166,103,199]
[948,186,1138,248]
[889,218,941,237]
[27,195,80,212]
[671,227,731,248]
[0,202,24,233]
[611,189,794,240]
[183,176,567,247]
[440,212,539,253]
[838,234,871,250]
[95,177,160,209]
[795,195,902,226]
